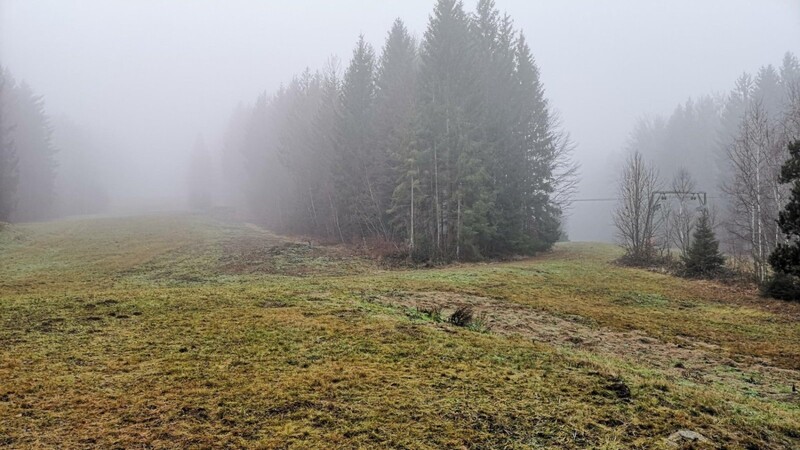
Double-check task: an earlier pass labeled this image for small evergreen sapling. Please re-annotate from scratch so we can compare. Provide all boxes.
[682,211,724,277]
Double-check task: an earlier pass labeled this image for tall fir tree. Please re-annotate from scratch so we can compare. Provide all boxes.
[241,92,274,224]
[278,70,328,236]
[311,62,344,240]
[514,32,560,252]
[0,68,18,222]
[377,19,418,246]
[336,35,382,240]
[779,52,800,92]
[416,0,487,260]
[472,0,520,255]
[8,82,57,222]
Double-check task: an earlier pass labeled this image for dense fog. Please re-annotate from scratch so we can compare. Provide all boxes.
[1,0,798,242]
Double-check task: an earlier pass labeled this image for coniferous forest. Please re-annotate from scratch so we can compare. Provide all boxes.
[0,69,108,223]
[221,0,578,261]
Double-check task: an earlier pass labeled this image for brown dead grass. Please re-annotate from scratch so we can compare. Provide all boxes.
[0,217,798,449]
[378,290,800,403]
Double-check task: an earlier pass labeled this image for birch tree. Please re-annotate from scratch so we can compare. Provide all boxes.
[670,168,698,258]
[723,101,786,281]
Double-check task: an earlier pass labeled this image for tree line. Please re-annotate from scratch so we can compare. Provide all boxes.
[218,0,578,262]
[614,52,800,287]
[0,68,56,222]
[0,67,108,223]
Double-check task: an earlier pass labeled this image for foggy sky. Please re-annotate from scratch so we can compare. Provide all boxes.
[2,0,798,240]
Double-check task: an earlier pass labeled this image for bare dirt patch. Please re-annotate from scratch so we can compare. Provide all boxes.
[379,290,800,403]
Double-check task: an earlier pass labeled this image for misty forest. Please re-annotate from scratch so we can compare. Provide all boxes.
[1,0,800,448]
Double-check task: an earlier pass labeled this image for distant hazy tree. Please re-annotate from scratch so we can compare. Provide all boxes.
[614,151,662,263]
[275,70,330,236]
[219,102,252,212]
[309,62,343,239]
[240,93,275,224]
[682,210,725,277]
[717,73,754,266]
[782,53,800,140]
[335,35,383,240]
[629,95,722,196]
[51,116,109,216]
[753,64,784,122]
[766,140,800,300]
[549,112,580,221]
[0,68,18,222]
[670,168,698,258]
[8,82,57,222]
[188,136,213,211]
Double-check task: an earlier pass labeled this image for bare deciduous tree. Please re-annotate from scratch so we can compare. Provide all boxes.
[670,168,698,258]
[614,151,662,263]
[549,113,580,214]
[723,101,788,281]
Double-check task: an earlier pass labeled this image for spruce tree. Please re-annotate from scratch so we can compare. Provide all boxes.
[514,33,560,252]
[471,0,518,255]
[766,140,800,300]
[376,19,418,247]
[682,211,725,277]
[311,63,343,239]
[7,82,57,222]
[0,68,18,222]
[416,0,483,260]
[336,35,381,240]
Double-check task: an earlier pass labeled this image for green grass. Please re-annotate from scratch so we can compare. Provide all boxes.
[0,214,798,449]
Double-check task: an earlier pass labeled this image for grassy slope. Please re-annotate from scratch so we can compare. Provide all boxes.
[0,214,798,449]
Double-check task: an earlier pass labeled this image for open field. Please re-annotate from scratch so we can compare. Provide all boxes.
[0,214,798,449]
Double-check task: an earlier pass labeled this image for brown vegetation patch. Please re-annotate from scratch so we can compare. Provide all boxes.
[688,278,800,320]
[218,233,374,277]
[379,290,800,402]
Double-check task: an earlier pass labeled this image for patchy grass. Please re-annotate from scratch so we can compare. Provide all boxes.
[0,214,798,449]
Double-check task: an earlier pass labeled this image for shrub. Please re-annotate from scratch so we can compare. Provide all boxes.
[448,305,474,327]
[616,251,672,268]
[762,273,800,302]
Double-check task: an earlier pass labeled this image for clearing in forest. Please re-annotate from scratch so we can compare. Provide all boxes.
[0,214,798,449]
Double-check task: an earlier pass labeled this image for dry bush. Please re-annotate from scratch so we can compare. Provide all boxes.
[448,305,474,327]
